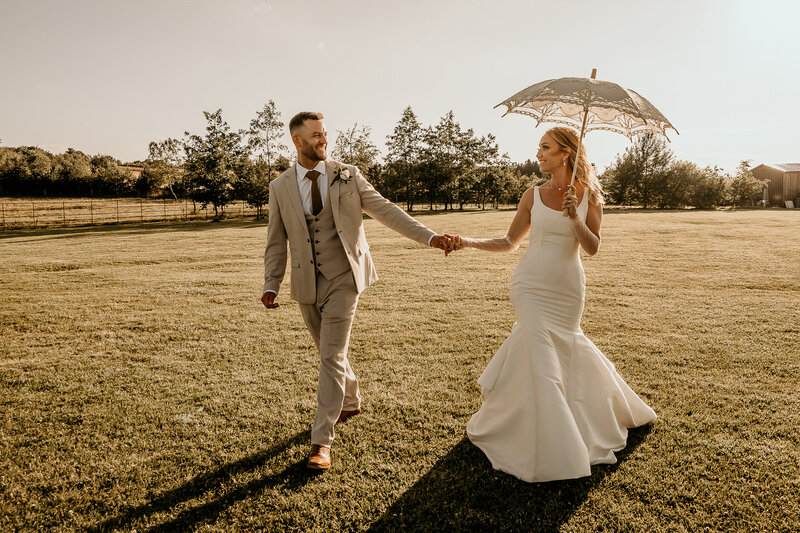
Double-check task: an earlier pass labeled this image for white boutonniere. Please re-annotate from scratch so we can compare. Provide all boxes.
[333,167,352,184]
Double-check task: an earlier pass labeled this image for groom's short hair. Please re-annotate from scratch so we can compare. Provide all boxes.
[289,112,324,134]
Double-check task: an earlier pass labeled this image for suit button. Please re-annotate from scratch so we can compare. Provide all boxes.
[310,260,313,264]
[307,238,310,242]
[315,229,319,233]
[314,218,319,222]
[315,240,319,244]
[316,252,320,255]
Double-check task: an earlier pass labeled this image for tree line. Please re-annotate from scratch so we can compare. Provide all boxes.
[0,107,766,213]
[601,134,766,208]
[0,146,143,198]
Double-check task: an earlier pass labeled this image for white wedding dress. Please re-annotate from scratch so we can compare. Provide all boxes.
[466,187,657,483]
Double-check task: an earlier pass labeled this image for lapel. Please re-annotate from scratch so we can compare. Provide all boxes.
[283,164,307,229]
[326,160,340,225]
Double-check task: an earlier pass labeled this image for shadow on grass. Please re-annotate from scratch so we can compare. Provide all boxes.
[368,425,652,532]
[89,430,314,533]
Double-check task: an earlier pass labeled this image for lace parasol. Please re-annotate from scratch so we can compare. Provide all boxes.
[495,69,678,191]
[495,71,678,141]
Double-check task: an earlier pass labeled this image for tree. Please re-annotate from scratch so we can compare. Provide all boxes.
[331,123,380,179]
[602,134,674,207]
[451,130,493,210]
[690,166,728,208]
[144,138,184,199]
[516,159,542,179]
[248,100,287,179]
[654,160,697,208]
[386,106,423,211]
[274,154,291,172]
[242,101,288,218]
[16,147,55,196]
[472,134,501,209]
[729,160,766,207]
[90,154,126,196]
[234,158,270,219]
[419,111,474,210]
[53,149,92,196]
[183,109,248,217]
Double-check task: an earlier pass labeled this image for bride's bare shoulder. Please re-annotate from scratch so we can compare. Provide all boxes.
[519,187,536,209]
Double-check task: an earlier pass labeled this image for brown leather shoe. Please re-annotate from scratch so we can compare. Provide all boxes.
[336,408,362,425]
[306,444,331,470]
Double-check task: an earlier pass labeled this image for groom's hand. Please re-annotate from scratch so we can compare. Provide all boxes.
[430,235,454,256]
[261,291,279,309]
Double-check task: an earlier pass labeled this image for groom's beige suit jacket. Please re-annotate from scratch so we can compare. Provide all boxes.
[263,160,435,304]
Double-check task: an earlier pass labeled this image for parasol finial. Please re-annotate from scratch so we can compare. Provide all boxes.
[591,68,597,79]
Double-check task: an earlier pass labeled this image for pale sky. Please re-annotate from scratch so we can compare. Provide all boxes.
[1,0,799,174]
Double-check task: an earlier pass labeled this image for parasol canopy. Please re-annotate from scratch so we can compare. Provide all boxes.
[495,69,678,201]
[495,71,678,141]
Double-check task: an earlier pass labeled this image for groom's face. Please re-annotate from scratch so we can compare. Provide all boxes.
[294,119,328,162]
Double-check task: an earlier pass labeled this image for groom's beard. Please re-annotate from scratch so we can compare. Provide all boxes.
[301,143,327,163]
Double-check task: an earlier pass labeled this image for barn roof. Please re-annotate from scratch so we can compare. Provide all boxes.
[764,163,800,172]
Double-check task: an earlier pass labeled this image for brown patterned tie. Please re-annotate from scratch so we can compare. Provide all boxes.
[306,170,323,216]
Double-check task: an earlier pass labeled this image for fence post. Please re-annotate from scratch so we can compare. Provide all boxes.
[140,199,143,223]
[163,198,167,221]
[62,201,66,226]
[241,201,245,217]
[1,203,4,230]
[116,200,120,224]
[32,201,36,228]
[90,200,93,225]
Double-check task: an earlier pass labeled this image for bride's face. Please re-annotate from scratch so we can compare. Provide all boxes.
[537,134,567,173]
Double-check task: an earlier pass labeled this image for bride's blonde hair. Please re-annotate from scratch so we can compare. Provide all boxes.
[546,127,605,205]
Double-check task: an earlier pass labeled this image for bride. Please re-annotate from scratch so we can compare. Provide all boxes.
[450,127,656,483]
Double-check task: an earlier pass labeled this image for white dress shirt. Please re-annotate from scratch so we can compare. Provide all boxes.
[295,161,328,216]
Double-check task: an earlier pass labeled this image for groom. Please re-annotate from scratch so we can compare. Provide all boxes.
[261,112,452,470]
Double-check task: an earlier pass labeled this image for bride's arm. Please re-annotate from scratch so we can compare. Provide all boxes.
[451,188,533,253]
[563,186,602,255]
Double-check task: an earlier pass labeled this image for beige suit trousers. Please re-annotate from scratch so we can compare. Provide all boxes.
[300,270,361,447]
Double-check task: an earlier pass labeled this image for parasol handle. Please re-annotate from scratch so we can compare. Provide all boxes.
[564,68,596,216]
[564,104,589,216]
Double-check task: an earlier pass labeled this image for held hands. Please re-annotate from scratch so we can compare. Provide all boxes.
[430,234,460,256]
[562,185,578,219]
[444,234,464,251]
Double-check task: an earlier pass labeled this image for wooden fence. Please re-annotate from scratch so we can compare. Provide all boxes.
[0,198,262,230]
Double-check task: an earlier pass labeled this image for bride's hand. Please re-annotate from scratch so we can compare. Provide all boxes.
[562,185,578,219]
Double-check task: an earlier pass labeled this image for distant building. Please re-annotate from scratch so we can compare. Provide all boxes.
[750,163,800,207]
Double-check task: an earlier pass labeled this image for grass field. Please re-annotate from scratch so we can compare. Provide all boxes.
[2,208,799,532]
